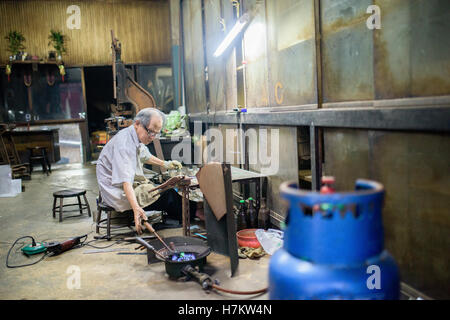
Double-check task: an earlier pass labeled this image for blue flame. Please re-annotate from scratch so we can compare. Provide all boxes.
[171,252,196,262]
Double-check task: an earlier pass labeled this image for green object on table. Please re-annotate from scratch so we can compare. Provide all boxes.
[164,111,181,132]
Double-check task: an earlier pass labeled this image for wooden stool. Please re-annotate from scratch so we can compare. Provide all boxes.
[52,189,91,222]
[95,196,133,241]
[28,146,51,176]
[96,202,116,240]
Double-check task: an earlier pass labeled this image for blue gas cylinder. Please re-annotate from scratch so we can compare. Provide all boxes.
[269,179,400,300]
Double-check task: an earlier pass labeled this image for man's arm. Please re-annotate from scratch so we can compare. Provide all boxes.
[123,181,146,234]
[145,155,165,167]
[146,155,182,170]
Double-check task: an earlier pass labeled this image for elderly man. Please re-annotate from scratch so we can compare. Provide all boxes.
[96,108,182,234]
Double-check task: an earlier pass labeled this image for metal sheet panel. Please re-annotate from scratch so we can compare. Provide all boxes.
[223,0,238,111]
[204,0,227,112]
[266,0,317,106]
[191,0,207,114]
[409,0,450,97]
[182,0,195,112]
[374,0,450,99]
[322,0,450,102]
[203,0,238,112]
[321,0,375,102]
[182,0,207,114]
[373,0,412,99]
[242,0,270,108]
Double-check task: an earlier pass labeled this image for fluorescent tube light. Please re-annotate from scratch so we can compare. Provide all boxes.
[214,13,250,57]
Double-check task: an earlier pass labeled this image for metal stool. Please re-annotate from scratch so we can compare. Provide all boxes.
[28,146,51,176]
[95,197,133,241]
[52,189,91,222]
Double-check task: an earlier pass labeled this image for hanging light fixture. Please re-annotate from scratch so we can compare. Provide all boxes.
[213,12,250,57]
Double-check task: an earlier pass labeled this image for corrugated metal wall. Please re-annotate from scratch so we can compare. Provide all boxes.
[0,0,171,66]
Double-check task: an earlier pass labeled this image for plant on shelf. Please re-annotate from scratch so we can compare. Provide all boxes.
[5,30,26,60]
[48,29,67,61]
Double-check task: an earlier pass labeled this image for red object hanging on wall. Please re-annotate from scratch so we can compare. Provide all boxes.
[6,64,12,82]
[59,65,65,82]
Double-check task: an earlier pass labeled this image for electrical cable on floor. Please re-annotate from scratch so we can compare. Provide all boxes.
[82,238,123,249]
[39,231,93,244]
[6,236,49,269]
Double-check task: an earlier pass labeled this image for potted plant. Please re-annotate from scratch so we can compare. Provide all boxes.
[48,29,67,61]
[5,31,26,60]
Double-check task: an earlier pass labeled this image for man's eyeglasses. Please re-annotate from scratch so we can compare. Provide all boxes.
[142,124,161,138]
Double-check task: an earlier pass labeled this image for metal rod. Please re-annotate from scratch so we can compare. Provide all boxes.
[134,237,167,260]
[142,221,174,253]
[310,123,322,191]
[313,0,323,110]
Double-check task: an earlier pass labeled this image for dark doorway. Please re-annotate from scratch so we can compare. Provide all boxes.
[84,66,113,160]
[84,66,113,134]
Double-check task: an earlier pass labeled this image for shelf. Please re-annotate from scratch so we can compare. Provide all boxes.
[12,60,60,64]
[2,60,64,68]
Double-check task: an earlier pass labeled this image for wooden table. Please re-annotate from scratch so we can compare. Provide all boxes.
[6,129,60,164]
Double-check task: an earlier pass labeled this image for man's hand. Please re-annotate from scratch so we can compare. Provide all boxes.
[164,160,182,170]
[133,206,147,234]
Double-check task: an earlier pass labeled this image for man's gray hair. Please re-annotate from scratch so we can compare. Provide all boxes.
[134,108,166,128]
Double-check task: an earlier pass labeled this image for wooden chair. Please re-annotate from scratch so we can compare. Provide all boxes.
[0,124,30,180]
[27,146,51,175]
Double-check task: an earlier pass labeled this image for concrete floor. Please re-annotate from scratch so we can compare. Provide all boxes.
[0,163,269,300]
